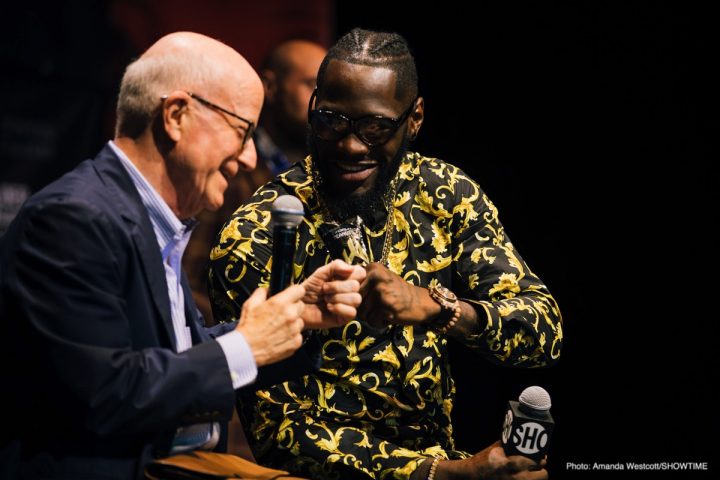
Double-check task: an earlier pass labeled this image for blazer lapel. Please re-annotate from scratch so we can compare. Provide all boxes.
[92,144,177,351]
[182,273,211,345]
[130,224,176,351]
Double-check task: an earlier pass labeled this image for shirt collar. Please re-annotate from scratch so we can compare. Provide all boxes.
[109,141,197,257]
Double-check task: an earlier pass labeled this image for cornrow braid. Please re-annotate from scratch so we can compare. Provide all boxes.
[317,28,418,103]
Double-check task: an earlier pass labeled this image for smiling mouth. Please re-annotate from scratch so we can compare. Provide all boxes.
[331,162,378,186]
[335,162,377,173]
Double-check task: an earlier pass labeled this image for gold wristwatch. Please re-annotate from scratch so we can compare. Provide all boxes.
[428,284,461,333]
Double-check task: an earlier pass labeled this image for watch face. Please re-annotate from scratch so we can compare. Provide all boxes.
[430,285,459,329]
[440,286,457,301]
[434,285,458,302]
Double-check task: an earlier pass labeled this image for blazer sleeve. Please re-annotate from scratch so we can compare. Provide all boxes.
[4,199,236,436]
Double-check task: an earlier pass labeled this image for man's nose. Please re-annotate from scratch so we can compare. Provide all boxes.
[336,131,369,156]
[238,137,257,171]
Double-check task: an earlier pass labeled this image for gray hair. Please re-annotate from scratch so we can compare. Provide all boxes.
[115,52,215,138]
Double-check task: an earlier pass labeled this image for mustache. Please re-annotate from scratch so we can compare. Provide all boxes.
[307,133,410,225]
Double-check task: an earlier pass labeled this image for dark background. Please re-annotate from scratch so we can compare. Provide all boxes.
[1,1,716,477]
[350,3,716,477]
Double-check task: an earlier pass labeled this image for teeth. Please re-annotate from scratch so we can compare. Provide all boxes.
[337,163,376,172]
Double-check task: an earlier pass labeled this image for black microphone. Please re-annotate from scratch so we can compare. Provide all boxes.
[270,195,304,295]
[501,386,555,461]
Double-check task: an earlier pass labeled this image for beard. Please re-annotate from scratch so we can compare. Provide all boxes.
[309,131,410,226]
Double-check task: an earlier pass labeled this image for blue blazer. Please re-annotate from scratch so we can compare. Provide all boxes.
[0,145,315,479]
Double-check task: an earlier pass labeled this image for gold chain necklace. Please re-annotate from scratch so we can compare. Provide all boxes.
[377,175,398,266]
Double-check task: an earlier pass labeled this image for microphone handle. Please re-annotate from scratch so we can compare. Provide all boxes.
[270,225,297,296]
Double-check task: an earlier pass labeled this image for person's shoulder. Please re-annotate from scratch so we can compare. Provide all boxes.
[23,159,104,210]
[226,161,308,225]
[18,154,132,236]
[274,156,318,206]
[3,180,123,262]
[410,152,465,174]
[276,156,313,185]
[406,152,479,190]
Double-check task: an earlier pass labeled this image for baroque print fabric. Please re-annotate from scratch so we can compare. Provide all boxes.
[209,152,563,479]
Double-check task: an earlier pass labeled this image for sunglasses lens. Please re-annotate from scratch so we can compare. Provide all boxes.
[309,110,401,147]
[355,117,395,146]
[310,111,349,141]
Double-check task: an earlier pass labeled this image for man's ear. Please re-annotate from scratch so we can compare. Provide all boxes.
[161,91,191,142]
[261,69,277,103]
[408,96,425,140]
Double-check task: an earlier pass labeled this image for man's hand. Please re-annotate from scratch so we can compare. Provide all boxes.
[467,441,547,479]
[412,441,547,480]
[358,263,440,328]
[301,259,366,329]
[235,285,305,367]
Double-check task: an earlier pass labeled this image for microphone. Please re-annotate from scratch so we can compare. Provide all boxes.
[269,195,304,295]
[501,386,555,461]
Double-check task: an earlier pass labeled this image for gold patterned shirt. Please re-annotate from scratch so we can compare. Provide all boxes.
[209,152,563,479]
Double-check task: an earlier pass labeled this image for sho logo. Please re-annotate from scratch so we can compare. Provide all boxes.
[511,422,548,454]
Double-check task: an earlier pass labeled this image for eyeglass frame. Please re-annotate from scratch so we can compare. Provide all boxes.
[160,91,255,151]
[307,88,418,147]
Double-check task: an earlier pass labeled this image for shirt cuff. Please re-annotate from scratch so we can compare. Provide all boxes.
[216,330,258,389]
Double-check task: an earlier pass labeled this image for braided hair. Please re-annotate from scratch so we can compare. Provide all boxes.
[317,28,418,102]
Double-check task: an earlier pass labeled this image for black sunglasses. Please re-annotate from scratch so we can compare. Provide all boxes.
[307,89,417,147]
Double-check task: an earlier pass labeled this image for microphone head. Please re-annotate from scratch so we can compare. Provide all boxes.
[271,195,304,228]
[503,386,555,460]
[519,386,552,414]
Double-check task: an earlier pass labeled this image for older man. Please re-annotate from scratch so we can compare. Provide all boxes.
[0,32,363,479]
[210,29,562,480]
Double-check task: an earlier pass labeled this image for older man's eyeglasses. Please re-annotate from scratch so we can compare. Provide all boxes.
[307,89,417,147]
[161,92,255,151]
